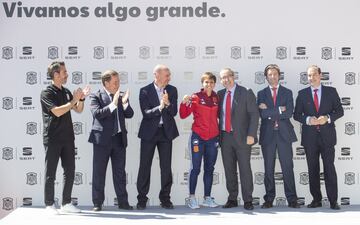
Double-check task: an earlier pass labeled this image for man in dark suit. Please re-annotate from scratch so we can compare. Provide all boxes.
[218,68,259,210]
[88,70,134,211]
[294,65,344,210]
[136,64,179,210]
[257,64,300,209]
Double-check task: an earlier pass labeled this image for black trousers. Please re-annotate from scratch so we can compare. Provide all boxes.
[137,127,173,204]
[92,133,128,206]
[304,133,338,204]
[44,141,75,206]
[261,132,297,203]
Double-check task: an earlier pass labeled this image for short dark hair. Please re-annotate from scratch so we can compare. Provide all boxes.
[47,61,65,79]
[101,69,119,86]
[264,64,280,77]
[201,72,216,83]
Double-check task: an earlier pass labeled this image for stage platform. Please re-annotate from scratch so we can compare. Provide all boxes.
[1,205,360,225]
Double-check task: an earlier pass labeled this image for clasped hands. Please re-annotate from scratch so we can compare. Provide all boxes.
[309,115,328,126]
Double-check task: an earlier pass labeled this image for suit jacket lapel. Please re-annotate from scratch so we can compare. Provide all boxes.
[150,83,161,105]
[306,87,317,114]
[318,86,325,114]
[265,87,273,107]
[100,89,111,105]
[276,85,283,107]
[232,85,240,114]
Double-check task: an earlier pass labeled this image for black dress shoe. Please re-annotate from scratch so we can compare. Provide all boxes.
[118,203,133,210]
[222,200,238,208]
[93,205,102,211]
[244,201,254,210]
[288,201,301,208]
[307,200,322,208]
[330,202,340,210]
[136,202,146,210]
[261,201,273,209]
[160,201,174,209]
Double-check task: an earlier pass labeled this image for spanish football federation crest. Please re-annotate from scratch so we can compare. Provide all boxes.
[299,172,309,185]
[254,172,264,185]
[345,172,355,185]
[139,46,150,59]
[300,72,308,85]
[2,97,13,110]
[94,46,105,59]
[2,197,13,210]
[26,122,37,135]
[74,172,83,185]
[231,46,241,59]
[2,147,13,160]
[48,46,59,59]
[345,122,355,135]
[255,72,265,84]
[345,72,356,85]
[26,71,37,85]
[26,172,37,185]
[276,46,287,60]
[321,47,332,60]
[2,46,13,60]
[72,71,83,85]
[73,122,83,135]
[185,46,196,59]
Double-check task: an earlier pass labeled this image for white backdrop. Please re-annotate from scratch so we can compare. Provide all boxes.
[1,0,359,219]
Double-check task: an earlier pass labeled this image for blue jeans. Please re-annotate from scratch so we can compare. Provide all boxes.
[188,132,218,196]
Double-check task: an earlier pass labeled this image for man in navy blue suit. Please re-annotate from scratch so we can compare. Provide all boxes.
[257,64,300,209]
[88,70,134,211]
[136,64,179,210]
[294,65,344,210]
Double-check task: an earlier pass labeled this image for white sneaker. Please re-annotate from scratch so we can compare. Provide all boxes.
[187,197,200,209]
[60,203,81,213]
[45,204,59,215]
[201,196,219,208]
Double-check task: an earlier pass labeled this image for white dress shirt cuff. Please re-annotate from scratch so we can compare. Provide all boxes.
[109,102,117,112]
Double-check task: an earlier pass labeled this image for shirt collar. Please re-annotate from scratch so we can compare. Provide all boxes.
[227,84,236,93]
[153,82,164,93]
[311,84,322,92]
[268,84,280,90]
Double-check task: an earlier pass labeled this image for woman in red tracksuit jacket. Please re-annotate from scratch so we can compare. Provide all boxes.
[179,72,219,209]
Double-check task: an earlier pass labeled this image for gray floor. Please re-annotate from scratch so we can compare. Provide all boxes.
[1,205,360,225]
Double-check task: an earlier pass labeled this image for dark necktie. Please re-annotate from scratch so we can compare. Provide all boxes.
[110,94,119,135]
[225,91,231,132]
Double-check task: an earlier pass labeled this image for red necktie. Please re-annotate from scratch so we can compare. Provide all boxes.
[272,87,277,106]
[225,91,231,132]
[313,89,319,112]
[272,87,278,128]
